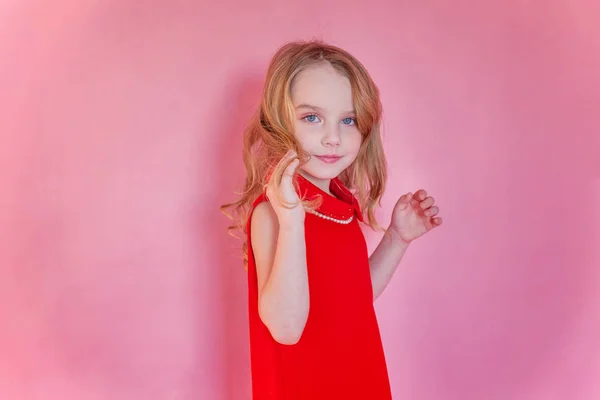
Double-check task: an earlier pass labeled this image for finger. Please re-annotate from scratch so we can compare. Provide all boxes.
[283,158,299,177]
[415,189,427,201]
[432,217,442,225]
[395,192,412,210]
[282,151,299,173]
[420,196,435,209]
[281,149,297,163]
[268,151,297,185]
[424,206,439,217]
[274,150,296,170]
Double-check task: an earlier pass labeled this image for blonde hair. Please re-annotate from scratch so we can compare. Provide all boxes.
[221,40,387,266]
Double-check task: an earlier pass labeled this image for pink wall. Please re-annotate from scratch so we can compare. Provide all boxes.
[1,1,598,399]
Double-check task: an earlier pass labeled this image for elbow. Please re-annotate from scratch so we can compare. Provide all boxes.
[271,327,304,345]
[258,302,308,345]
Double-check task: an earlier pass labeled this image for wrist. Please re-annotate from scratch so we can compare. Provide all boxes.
[386,226,411,247]
[278,214,306,231]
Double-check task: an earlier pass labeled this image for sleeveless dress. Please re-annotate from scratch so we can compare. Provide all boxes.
[246,174,392,399]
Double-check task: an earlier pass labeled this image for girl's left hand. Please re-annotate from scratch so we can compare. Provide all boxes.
[389,189,442,244]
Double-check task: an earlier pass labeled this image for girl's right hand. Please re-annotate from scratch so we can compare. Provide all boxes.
[266,150,305,227]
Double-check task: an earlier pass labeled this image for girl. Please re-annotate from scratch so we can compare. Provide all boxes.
[222,40,442,399]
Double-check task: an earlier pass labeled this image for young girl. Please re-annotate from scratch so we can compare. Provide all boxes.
[222,40,442,399]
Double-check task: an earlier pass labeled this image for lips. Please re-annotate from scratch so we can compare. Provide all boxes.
[315,155,342,164]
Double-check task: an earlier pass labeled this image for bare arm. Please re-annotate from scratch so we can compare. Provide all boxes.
[369,189,442,300]
[250,151,309,345]
[251,203,309,345]
[369,228,410,301]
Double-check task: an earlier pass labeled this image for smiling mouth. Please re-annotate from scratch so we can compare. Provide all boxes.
[315,155,342,164]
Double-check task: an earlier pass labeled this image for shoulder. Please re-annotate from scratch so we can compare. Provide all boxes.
[246,192,269,228]
[252,200,276,228]
[250,198,279,288]
[250,193,273,224]
[250,195,278,243]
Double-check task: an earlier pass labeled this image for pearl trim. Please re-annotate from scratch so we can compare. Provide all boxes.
[307,209,354,224]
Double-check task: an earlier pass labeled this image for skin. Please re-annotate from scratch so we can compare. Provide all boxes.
[251,62,443,345]
[291,62,363,194]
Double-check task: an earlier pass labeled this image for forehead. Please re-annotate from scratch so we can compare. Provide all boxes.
[290,63,354,111]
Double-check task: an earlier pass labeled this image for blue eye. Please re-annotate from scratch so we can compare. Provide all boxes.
[342,117,356,126]
[303,114,321,123]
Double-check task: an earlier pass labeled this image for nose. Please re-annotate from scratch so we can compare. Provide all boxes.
[322,125,341,147]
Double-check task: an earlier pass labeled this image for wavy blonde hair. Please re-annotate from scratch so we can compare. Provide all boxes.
[221,40,387,266]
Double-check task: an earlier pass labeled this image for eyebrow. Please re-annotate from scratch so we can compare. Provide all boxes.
[295,104,356,114]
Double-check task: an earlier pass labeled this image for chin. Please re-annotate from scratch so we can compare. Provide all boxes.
[300,170,338,182]
[299,162,349,182]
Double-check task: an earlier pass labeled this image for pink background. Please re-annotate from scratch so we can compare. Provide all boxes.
[1,1,598,399]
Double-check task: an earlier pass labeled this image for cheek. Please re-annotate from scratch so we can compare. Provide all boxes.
[346,130,363,153]
[293,124,311,146]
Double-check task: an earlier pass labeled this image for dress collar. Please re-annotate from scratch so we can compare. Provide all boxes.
[296,174,363,223]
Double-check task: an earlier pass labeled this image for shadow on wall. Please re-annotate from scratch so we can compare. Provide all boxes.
[195,73,264,400]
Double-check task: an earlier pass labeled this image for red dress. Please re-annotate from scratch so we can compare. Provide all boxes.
[246,175,392,399]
